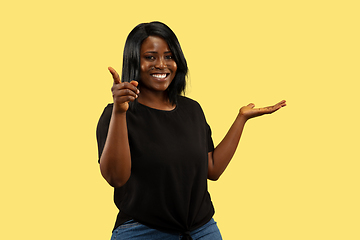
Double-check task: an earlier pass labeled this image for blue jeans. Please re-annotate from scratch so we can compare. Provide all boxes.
[110,218,222,240]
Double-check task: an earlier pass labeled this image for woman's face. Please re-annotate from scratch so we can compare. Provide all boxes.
[139,36,177,92]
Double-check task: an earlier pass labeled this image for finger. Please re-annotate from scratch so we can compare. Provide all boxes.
[278,100,287,107]
[130,80,138,87]
[130,80,140,94]
[116,95,138,103]
[108,66,121,84]
[274,100,286,106]
[112,82,140,97]
[114,82,139,94]
[247,103,255,108]
[112,81,139,94]
[264,100,287,111]
[271,101,287,111]
[261,105,282,114]
[112,86,139,98]
[113,89,139,102]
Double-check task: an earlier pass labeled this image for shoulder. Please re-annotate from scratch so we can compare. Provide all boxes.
[97,103,113,125]
[177,96,206,118]
[178,96,202,109]
[101,103,113,116]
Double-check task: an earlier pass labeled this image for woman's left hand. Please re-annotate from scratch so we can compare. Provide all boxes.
[239,100,286,121]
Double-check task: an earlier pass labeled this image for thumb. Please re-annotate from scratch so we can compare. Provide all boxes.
[130,80,139,87]
[247,103,255,108]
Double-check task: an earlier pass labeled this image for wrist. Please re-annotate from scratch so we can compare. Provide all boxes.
[238,111,249,122]
[236,112,249,124]
[112,105,128,116]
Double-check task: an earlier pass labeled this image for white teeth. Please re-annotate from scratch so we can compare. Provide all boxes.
[151,74,167,79]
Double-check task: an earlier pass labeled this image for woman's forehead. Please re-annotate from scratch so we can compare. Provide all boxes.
[141,36,170,53]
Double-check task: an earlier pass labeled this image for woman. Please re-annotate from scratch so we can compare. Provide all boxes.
[96,21,286,240]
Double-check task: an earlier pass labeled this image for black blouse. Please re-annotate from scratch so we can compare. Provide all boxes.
[96,96,215,236]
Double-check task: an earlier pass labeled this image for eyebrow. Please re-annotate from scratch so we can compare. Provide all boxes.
[144,51,172,54]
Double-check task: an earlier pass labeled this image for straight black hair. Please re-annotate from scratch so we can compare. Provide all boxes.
[121,21,188,105]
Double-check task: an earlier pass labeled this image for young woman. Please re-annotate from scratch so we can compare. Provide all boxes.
[96,21,286,240]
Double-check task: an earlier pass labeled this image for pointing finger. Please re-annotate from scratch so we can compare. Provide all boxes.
[108,66,121,84]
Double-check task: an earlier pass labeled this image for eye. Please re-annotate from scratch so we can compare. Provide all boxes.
[165,55,173,60]
[144,56,155,60]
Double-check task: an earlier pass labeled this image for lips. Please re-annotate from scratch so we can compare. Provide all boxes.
[150,73,170,80]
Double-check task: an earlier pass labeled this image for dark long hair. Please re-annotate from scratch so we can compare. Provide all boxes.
[121,21,188,104]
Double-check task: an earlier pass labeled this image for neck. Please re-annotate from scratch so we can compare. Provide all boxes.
[137,89,176,111]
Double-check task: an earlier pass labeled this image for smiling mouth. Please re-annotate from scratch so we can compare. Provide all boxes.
[151,73,169,79]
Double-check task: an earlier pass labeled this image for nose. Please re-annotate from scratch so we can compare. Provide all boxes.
[154,57,167,69]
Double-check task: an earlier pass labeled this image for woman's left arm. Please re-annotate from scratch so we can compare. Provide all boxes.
[207,100,286,181]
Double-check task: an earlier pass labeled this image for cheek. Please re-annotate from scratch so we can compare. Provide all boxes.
[140,64,147,75]
[171,62,177,73]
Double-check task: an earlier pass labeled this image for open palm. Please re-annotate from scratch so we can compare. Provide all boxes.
[240,100,286,120]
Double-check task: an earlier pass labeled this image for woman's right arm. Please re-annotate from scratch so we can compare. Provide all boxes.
[99,67,139,188]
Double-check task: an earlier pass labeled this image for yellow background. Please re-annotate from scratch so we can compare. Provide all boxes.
[1,0,359,239]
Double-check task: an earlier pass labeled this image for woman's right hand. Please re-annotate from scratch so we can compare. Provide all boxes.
[108,67,139,113]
